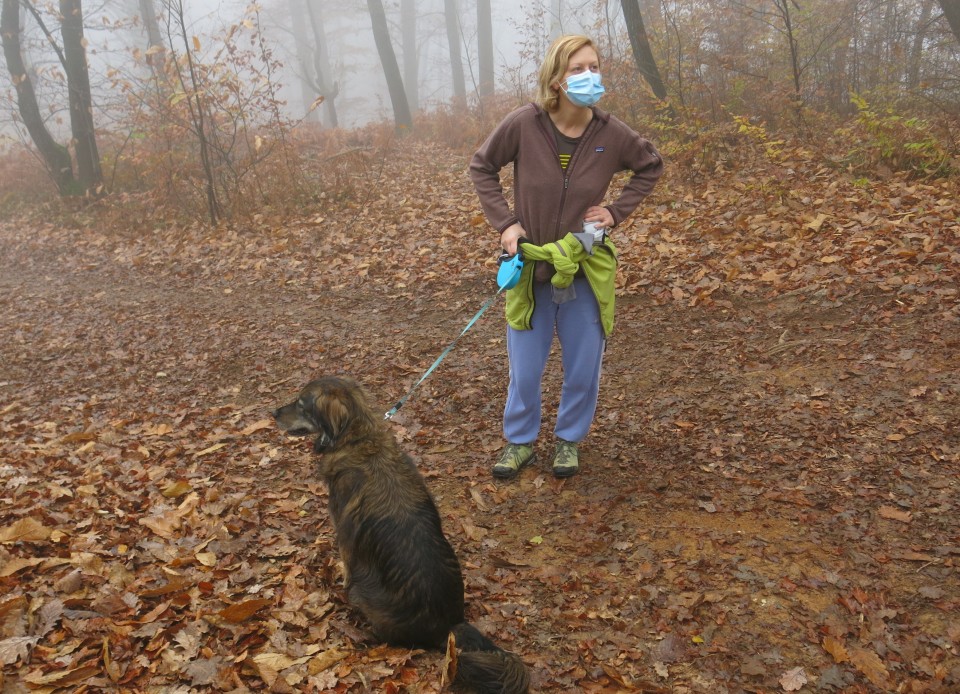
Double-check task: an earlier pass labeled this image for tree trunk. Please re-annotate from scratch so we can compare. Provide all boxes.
[939,0,960,42]
[908,0,933,88]
[60,0,102,195]
[168,0,221,223]
[772,0,802,104]
[550,0,562,39]
[476,0,493,97]
[0,0,75,194]
[305,1,339,128]
[138,0,165,70]
[620,0,669,101]
[443,0,465,101]
[401,0,418,112]
[288,0,318,122]
[366,0,412,131]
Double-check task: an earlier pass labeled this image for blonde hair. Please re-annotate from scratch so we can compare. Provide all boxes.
[536,35,600,112]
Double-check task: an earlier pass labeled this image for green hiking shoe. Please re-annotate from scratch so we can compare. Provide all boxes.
[493,443,535,479]
[552,440,580,478]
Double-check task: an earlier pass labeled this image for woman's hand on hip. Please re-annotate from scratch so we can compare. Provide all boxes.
[584,206,614,229]
[500,223,526,255]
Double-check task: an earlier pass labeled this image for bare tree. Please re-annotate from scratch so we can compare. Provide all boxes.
[443,0,465,101]
[164,0,221,223]
[1,0,75,193]
[138,0,165,69]
[401,0,418,112]
[939,0,960,41]
[60,0,102,194]
[367,0,412,131]
[288,0,318,121]
[620,0,670,101]
[549,0,562,39]
[771,0,803,105]
[303,0,339,127]
[477,0,493,97]
[908,0,934,88]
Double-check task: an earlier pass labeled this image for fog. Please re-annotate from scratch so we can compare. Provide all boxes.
[178,0,596,128]
[6,0,953,154]
[0,0,605,146]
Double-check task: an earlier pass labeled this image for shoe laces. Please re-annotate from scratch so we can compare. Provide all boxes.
[555,441,578,466]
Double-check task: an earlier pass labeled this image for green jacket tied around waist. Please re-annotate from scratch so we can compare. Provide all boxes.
[507,234,618,337]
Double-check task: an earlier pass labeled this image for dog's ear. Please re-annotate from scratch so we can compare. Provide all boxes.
[318,390,353,439]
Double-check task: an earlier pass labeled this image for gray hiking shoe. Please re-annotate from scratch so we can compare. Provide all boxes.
[493,443,535,479]
[552,440,580,478]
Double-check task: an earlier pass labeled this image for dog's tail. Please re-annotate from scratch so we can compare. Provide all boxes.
[447,622,529,694]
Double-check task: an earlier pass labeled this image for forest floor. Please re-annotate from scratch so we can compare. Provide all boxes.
[1,140,958,693]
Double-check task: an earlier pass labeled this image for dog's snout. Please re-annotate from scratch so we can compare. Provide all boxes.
[271,408,281,420]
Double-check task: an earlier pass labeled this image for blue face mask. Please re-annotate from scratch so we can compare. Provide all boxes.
[562,71,605,107]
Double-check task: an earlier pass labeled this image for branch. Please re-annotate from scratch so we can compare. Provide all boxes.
[21,0,67,69]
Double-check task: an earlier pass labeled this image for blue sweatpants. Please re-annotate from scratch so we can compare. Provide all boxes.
[504,276,606,445]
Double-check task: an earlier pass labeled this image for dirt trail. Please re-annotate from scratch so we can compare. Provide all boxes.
[1,205,958,692]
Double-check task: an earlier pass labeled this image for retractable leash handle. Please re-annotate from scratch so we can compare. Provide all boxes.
[383,250,524,420]
[496,250,524,290]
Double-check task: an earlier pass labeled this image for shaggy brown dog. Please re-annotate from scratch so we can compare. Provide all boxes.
[273,376,529,694]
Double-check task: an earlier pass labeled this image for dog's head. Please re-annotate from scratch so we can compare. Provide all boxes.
[272,376,373,452]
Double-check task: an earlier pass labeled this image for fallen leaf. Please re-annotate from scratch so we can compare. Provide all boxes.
[161,479,193,498]
[441,631,458,688]
[461,519,488,542]
[848,646,890,688]
[182,656,226,686]
[822,635,849,663]
[253,652,296,671]
[22,665,100,686]
[878,505,912,523]
[0,636,38,666]
[760,269,780,283]
[138,511,182,538]
[194,442,227,457]
[219,598,272,623]
[469,486,489,511]
[0,557,47,577]
[307,649,348,675]
[890,550,936,562]
[0,517,53,543]
[805,213,829,231]
[195,551,218,567]
[139,577,192,598]
[779,666,807,691]
[241,418,274,436]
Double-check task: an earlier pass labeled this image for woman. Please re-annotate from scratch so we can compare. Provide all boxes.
[469,34,664,479]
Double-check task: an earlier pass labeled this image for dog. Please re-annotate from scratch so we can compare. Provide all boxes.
[273,376,529,694]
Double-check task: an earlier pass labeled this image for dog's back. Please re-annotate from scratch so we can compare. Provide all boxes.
[324,440,466,647]
[275,376,529,693]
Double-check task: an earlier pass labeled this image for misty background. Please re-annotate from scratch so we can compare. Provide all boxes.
[1,0,601,143]
[1,0,958,220]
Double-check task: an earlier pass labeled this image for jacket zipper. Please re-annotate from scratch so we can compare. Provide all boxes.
[556,118,598,237]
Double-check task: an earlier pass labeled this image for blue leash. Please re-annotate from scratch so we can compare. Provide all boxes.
[384,253,523,420]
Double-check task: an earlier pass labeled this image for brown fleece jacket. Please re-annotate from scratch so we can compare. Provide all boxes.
[469,103,663,249]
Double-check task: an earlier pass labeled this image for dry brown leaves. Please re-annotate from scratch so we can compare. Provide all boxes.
[1,137,958,692]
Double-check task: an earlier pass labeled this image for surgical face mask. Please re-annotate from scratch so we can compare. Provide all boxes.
[562,71,605,107]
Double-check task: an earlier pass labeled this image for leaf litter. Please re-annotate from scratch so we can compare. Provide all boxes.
[0,140,958,691]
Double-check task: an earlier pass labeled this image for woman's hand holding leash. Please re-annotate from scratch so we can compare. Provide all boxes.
[500,223,527,256]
